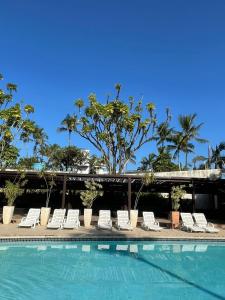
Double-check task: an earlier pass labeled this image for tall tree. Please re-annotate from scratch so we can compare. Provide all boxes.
[167,131,183,168]
[0,73,35,168]
[41,144,88,172]
[138,148,178,172]
[138,153,157,171]
[177,114,207,168]
[72,84,168,174]
[210,142,225,169]
[155,108,173,150]
[32,126,48,160]
[58,114,76,146]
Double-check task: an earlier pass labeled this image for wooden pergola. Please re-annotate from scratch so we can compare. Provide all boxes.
[0,170,225,212]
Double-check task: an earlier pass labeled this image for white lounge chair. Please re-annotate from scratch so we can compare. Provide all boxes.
[141,211,163,231]
[18,208,40,228]
[97,210,112,230]
[63,209,80,229]
[116,210,133,230]
[47,209,66,229]
[180,213,205,232]
[193,213,219,233]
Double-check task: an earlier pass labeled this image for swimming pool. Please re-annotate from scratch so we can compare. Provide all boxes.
[0,240,225,300]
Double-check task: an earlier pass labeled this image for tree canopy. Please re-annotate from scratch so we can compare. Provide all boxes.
[0,73,36,168]
[72,84,171,174]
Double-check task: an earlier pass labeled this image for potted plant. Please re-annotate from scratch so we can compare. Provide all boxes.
[132,172,155,228]
[170,185,186,228]
[80,179,103,228]
[39,170,56,226]
[2,175,27,224]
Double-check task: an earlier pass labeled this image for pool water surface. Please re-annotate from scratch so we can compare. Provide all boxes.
[0,241,225,300]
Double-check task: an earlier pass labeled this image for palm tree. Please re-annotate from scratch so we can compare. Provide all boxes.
[168,114,207,169]
[167,131,183,168]
[33,126,48,160]
[210,142,225,169]
[155,118,173,150]
[138,153,157,171]
[57,114,77,146]
[192,155,207,169]
[178,114,207,168]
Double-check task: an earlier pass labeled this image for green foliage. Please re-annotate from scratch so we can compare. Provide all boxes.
[0,144,19,168]
[134,172,155,209]
[39,170,56,207]
[80,180,103,208]
[72,85,169,174]
[168,114,207,169]
[3,174,27,206]
[171,185,186,211]
[58,114,77,146]
[0,73,36,168]
[210,142,225,169]
[17,156,39,169]
[41,144,89,172]
[139,148,179,172]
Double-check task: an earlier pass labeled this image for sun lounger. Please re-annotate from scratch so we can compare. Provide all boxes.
[116,210,133,230]
[141,211,163,231]
[63,209,80,229]
[180,213,205,232]
[97,210,112,230]
[193,213,219,233]
[18,208,40,228]
[47,209,66,229]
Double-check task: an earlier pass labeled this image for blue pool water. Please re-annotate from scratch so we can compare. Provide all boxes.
[0,241,225,300]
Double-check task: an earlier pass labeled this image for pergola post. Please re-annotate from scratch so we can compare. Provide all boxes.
[61,175,67,209]
[192,180,195,213]
[128,177,131,212]
[169,190,172,210]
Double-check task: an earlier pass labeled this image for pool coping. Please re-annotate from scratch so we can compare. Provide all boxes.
[1,236,225,243]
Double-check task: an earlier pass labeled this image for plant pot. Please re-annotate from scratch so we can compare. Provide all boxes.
[130,210,138,228]
[2,206,15,224]
[170,211,180,229]
[40,207,51,226]
[84,208,92,228]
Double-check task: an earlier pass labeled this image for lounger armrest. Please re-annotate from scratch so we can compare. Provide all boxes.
[154,221,160,226]
[21,217,26,222]
[208,222,214,227]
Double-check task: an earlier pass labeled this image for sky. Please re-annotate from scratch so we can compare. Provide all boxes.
[1,0,225,168]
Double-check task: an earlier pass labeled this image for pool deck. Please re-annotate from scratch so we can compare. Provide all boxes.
[1,217,225,241]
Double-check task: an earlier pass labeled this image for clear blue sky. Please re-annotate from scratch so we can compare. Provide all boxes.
[1,0,225,167]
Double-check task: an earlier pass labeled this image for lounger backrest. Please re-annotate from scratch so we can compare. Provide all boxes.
[180,213,194,226]
[143,212,155,224]
[193,213,207,226]
[26,209,40,221]
[52,209,66,223]
[66,209,79,222]
[117,210,129,224]
[99,210,111,222]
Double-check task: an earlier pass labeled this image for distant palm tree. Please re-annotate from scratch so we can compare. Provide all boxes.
[156,121,174,150]
[192,155,207,169]
[58,114,77,146]
[138,153,157,171]
[178,114,207,168]
[168,114,207,169]
[33,126,48,159]
[167,131,183,168]
[210,142,225,169]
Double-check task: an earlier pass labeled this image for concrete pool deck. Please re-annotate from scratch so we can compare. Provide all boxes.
[1,217,225,241]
